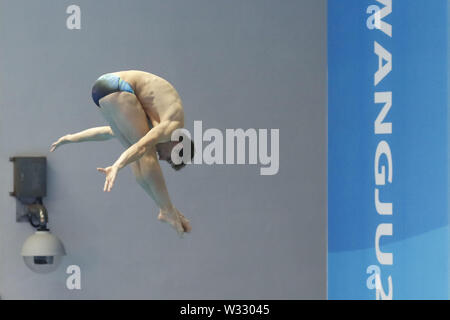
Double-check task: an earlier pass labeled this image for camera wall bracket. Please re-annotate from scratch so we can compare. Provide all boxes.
[9,157,48,226]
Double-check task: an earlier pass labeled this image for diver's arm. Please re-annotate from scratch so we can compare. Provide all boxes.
[96,120,181,193]
[113,120,181,170]
[50,126,115,152]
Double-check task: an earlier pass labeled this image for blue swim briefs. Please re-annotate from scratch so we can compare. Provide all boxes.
[91,73,135,107]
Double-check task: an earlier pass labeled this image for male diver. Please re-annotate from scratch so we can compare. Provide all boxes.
[50,70,194,236]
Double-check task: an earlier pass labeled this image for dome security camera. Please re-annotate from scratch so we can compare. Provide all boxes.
[21,230,66,274]
[18,205,66,274]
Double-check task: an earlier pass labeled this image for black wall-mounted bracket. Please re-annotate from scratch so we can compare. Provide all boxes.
[9,157,47,225]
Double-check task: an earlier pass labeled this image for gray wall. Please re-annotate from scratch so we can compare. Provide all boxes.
[0,0,327,299]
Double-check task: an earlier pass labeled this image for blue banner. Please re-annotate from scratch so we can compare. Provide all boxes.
[328,0,449,299]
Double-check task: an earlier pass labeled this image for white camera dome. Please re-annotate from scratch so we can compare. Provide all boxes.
[21,231,66,273]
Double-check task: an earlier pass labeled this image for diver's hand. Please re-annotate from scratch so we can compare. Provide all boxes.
[97,165,119,192]
[50,135,70,152]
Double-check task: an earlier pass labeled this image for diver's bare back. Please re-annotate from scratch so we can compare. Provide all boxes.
[114,70,184,127]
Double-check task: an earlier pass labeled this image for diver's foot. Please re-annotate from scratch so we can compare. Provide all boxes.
[176,210,192,233]
[158,208,184,237]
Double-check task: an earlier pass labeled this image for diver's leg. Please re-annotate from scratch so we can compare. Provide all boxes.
[99,92,186,234]
[131,158,191,233]
[137,151,191,233]
[131,161,155,198]
[98,92,150,145]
